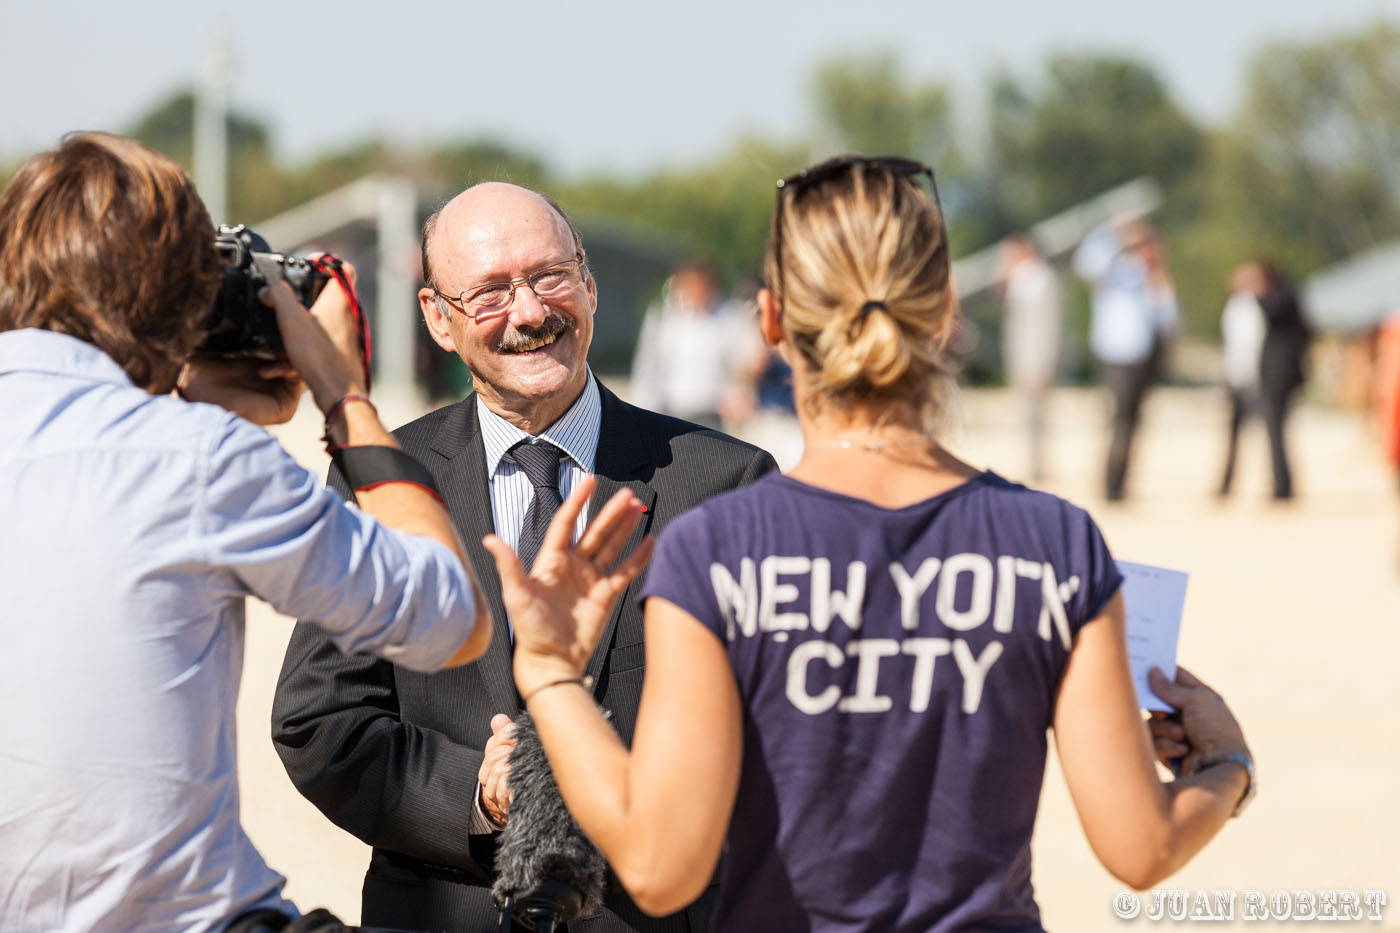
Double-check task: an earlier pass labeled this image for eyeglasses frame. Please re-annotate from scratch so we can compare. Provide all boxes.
[432,252,588,320]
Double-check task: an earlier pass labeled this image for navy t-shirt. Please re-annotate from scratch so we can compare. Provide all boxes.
[640,471,1122,932]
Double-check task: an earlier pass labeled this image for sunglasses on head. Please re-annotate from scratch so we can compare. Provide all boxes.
[770,155,942,302]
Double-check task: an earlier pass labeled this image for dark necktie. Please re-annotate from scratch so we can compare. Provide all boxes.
[506,441,565,573]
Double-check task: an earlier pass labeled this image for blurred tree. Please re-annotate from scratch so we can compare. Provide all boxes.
[812,51,956,167]
[561,137,808,288]
[429,140,548,193]
[988,55,1204,222]
[1231,21,1400,263]
[126,88,288,223]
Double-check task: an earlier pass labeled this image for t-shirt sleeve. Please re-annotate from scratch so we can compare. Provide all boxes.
[638,504,729,645]
[197,413,477,672]
[1065,503,1123,633]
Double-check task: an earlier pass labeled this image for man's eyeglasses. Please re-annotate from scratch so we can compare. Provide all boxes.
[433,253,587,320]
[771,155,941,300]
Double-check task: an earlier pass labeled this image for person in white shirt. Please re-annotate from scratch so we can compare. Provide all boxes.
[998,233,1063,482]
[630,260,760,430]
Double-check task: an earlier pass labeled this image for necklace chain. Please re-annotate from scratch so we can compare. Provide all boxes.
[812,436,930,452]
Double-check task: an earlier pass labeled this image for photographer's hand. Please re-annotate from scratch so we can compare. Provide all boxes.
[177,357,307,426]
[262,260,365,412]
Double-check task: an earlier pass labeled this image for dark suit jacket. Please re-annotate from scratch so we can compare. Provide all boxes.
[272,384,776,933]
[1258,281,1312,398]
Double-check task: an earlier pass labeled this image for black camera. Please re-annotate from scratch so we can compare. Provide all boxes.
[197,224,331,359]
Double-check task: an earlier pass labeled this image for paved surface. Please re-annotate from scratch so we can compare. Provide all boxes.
[237,386,1400,930]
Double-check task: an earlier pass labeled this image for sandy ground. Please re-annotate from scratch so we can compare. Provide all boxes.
[237,385,1400,931]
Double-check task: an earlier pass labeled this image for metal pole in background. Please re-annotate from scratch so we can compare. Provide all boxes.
[375,176,424,412]
[194,33,231,226]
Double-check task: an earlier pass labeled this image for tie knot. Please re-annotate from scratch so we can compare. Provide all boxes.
[507,441,564,490]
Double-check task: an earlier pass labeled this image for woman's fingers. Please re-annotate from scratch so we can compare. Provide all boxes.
[541,475,596,555]
[581,490,646,568]
[483,533,528,592]
[607,535,656,591]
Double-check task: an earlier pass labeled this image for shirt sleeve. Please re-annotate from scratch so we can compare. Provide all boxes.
[1064,503,1124,632]
[197,413,476,672]
[1073,225,1120,284]
[638,504,729,644]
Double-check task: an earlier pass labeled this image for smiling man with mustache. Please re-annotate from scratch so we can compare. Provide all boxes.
[272,183,776,932]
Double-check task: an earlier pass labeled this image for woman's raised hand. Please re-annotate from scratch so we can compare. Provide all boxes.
[484,476,655,697]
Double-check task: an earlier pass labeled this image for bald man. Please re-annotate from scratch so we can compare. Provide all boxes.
[272,184,775,932]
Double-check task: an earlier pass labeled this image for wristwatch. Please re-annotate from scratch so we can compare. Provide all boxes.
[1195,752,1256,817]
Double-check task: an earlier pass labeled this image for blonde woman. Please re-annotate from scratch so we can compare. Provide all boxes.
[487,156,1252,932]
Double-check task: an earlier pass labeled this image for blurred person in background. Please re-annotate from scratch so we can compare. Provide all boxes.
[1074,218,1179,502]
[272,183,775,933]
[1250,260,1310,500]
[486,156,1255,932]
[997,232,1063,482]
[1216,261,1268,497]
[629,259,759,430]
[1217,259,1311,500]
[0,133,491,932]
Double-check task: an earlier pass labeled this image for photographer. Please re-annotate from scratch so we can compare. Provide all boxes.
[0,132,497,931]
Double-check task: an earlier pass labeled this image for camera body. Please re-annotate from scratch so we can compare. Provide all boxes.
[197,224,329,359]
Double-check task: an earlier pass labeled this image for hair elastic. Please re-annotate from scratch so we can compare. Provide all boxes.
[850,300,890,338]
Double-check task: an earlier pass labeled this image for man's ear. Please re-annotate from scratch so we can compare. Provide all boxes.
[583,262,599,316]
[419,288,457,353]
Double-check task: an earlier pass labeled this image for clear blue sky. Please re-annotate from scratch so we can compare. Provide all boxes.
[2,0,1396,177]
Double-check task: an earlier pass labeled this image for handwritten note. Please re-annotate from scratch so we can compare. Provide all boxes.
[1118,560,1189,713]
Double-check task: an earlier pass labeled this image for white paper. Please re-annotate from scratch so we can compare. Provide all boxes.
[1117,560,1189,713]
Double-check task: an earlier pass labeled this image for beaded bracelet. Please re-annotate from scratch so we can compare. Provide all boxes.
[321,393,375,452]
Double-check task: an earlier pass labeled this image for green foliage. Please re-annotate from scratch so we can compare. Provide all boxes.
[988,55,1204,222]
[1232,21,1400,262]
[127,89,287,222]
[812,51,955,168]
[560,138,808,286]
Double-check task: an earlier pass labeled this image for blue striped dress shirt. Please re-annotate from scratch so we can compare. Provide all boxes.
[476,369,601,559]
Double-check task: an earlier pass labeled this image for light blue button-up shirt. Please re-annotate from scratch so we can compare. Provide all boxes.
[0,329,479,932]
[1074,225,1179,365]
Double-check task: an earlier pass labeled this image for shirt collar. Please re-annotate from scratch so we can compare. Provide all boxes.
[477,369,601,479]
[0,329,134,385]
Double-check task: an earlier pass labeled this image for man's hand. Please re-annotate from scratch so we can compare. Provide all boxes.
[177,357,306,425]
[479,713,517,828]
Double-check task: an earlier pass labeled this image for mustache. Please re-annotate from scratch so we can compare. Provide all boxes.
[496,313,570,352]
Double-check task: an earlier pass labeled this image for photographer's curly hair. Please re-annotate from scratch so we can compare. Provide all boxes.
[0,133,221,392]
[764,159,956,433]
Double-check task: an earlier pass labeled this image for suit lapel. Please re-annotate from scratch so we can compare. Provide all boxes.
[429,398,520,716]
[583,386,657,688]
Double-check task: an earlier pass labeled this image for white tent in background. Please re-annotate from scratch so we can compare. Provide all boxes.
[1303,239,1400,334]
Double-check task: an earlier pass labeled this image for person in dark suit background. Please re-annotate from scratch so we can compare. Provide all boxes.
[1217,259,1311,501]
[271,182,775,932]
